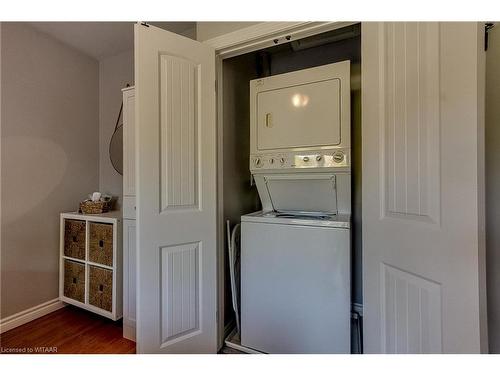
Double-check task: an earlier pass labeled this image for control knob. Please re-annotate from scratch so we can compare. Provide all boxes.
[333,151,344,163]
[254,157,261,167]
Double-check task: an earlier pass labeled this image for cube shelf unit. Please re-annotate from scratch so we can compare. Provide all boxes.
[59,211,123,320]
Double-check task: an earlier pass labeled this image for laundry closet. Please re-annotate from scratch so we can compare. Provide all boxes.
[131,21,487,355]
[217,24,362,353]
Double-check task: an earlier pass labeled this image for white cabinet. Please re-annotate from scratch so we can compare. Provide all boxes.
[123,195,136,219]
[59,212,123,320]
[122,86,136,341]
[123,87,136,197]
[123,219,136,340]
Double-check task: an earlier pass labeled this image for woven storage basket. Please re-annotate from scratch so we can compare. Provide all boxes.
[64,260,85,303]
[89,223,113,266]
[64,220,86,260]
[79,200,111,214]
[88,265,113,312]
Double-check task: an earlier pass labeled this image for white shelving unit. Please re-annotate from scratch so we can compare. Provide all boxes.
[59,211,123,321]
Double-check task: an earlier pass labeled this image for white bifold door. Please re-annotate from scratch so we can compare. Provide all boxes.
[362,22,488,353]
[134,23,217,353]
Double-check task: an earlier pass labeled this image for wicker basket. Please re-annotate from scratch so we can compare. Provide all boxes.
[64,219,86,260]
[88,265,113,312]
[64,260,85,303]
[89,222,114,266]
[79,200,112,214]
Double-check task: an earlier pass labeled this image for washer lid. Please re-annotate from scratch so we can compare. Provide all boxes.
[263,173,337,215]
[241,210,350,229]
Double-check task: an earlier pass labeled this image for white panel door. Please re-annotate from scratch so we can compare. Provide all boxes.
[362,22,487,353]
[135,23,217,353]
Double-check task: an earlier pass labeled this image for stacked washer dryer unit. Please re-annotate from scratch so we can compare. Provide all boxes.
[240,60,351,354]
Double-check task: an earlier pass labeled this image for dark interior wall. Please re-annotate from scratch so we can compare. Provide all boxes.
[265,36,361,76]
[222,54,261,326]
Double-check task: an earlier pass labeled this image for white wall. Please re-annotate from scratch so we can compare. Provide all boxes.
[486,24,500,354]
[98,49,134,209]
[196,22,260,41]
[0,23,99,318]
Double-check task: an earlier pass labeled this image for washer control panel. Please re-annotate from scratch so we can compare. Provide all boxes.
[250,149,350,171]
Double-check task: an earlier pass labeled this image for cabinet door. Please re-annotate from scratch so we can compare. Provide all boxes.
[123,88,136,196]
[123,219,136,341]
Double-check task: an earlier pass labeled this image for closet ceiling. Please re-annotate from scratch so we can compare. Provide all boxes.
[28,22,196,60]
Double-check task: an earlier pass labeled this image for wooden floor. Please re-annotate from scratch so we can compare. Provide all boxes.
[0,306,135,354]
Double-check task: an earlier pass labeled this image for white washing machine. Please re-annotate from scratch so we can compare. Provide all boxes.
[241,211,351,354]
[239,60,352,353]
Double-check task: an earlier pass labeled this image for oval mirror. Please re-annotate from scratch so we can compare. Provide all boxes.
[109,124,123,175]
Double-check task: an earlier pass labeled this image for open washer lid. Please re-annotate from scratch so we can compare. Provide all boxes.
[259,173,338,215]
[241,210,350,229]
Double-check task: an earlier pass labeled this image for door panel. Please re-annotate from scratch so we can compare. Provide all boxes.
[362,22,487,353]
[159,54,199,211]
[381,263,442,353]
[135,23,217,353]
[160,242,200,345]
[382,23,440,223]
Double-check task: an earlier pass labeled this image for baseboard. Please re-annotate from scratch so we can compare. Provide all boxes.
[0,298,66,334]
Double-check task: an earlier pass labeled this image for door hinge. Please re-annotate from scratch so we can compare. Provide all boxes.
[215,80,218,93]
[485,22,495,51]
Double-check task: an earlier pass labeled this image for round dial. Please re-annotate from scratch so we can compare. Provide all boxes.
[333,151,344,163]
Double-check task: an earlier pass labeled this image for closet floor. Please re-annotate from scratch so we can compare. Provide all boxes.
[0,305,135,354]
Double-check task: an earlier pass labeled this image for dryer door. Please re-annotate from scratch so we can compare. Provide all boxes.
[250,60,351,154]
[256,78,342,150]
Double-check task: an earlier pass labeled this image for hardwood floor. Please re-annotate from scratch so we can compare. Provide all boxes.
[0,305,135,354]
